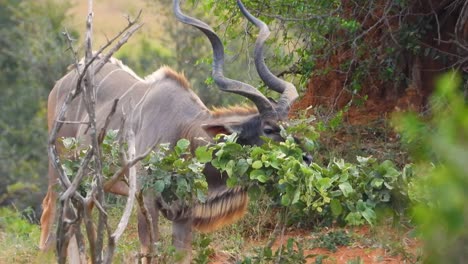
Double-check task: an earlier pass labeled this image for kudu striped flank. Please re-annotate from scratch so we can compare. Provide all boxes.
[39,0,300,262]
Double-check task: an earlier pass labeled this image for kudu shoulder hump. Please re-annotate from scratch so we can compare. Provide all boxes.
[144,65,191,90]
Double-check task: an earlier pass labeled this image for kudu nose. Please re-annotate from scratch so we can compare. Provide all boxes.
[292,136,313,165]
[302,153,313,165]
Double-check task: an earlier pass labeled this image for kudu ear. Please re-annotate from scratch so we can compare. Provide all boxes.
[201,123,243,137]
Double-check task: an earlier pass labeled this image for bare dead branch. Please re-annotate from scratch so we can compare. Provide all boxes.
[104,149,153,189]
[59,98,120,206]
[255,10,338,22]
[136,191,155,263]
[351,0,392,47]
[428,0,442,45]
[51,12,87,264]
[54,120,91,125]
[60,148,94,202]
[57,199,80,264]
[62,29,81,75]
[455,0,468,42]
[94,22,143,73]
[74,12,142,102]
[104,122,138,264]
[103,145,153,192]
[277,64,302,78]
[74,225,88,263]
[98,99,120,143]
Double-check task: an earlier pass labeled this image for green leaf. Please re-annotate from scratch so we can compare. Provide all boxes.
[252,160,263,169]
[338,182,354,197]
[195,146,213,163]
[257,174,269,183]
[225,160,235,177]
[330,199,343,216]
[303,138,315,152]
[292,188,301,204]
[226,177,238,187]
[176,139,190,154]
[361,207,376,225]
[371,178,384,188]
[357,155,374,164]
[281,193,291,206]
[250,169,266,182]
[104,129,118,145]
[200,236,212,247]
[62,137,76,150]
[173,159,185,169]
[345,212,364,225]
[317,178,332,191]
[177,177,189,194]
[188,163,203,173]
[153,180,165,193]
[356,200,366,211]
[61,163,74,177]
[196,189,207,203]
[235,159,250,176]
[248,184,261,201]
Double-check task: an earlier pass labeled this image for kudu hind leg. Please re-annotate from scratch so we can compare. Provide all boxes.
[39,186,57,250]
[39,162,60,250]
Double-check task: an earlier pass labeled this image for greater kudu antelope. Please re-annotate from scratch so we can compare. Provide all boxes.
[40,0,303,262]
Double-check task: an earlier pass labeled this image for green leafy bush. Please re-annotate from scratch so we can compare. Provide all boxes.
[0,208,36,236]
[314,230,351,252]
[0,207,45,263]
[205,127,413,226]
[142,139,209,205]
[241,238,314,264]
[62,117,413,227]
[60,130,123,193]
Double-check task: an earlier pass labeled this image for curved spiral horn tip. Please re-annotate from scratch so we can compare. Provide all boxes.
[236,0,251,18]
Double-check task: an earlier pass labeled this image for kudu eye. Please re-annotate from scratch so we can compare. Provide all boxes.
[263,127,274,134]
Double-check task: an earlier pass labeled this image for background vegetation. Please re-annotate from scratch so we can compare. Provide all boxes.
[0,0,466,263]
[0,0,72,218]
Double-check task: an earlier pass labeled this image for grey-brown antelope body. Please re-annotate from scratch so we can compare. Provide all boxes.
[40,0,301,263]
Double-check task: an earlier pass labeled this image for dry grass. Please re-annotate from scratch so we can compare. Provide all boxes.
[0,202,421,263]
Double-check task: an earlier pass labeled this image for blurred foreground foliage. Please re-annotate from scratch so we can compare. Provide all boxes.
[394,71,468,263]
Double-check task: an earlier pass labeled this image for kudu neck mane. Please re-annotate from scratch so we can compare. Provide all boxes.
[209,105,258,117]
[93,57,192,90]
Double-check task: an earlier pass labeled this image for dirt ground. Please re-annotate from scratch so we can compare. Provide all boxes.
[209,226,421,264]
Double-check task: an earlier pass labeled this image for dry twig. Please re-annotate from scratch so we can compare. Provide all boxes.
[49,0,143,262]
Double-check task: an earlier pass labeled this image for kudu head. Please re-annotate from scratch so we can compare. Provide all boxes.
[174,0,301,148]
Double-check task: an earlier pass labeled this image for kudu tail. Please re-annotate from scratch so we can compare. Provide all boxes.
[192,186,248,233]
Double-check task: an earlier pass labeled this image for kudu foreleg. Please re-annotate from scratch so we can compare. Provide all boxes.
[156,198,193,263]
[172,219,192,264]
[137,193,160,264]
